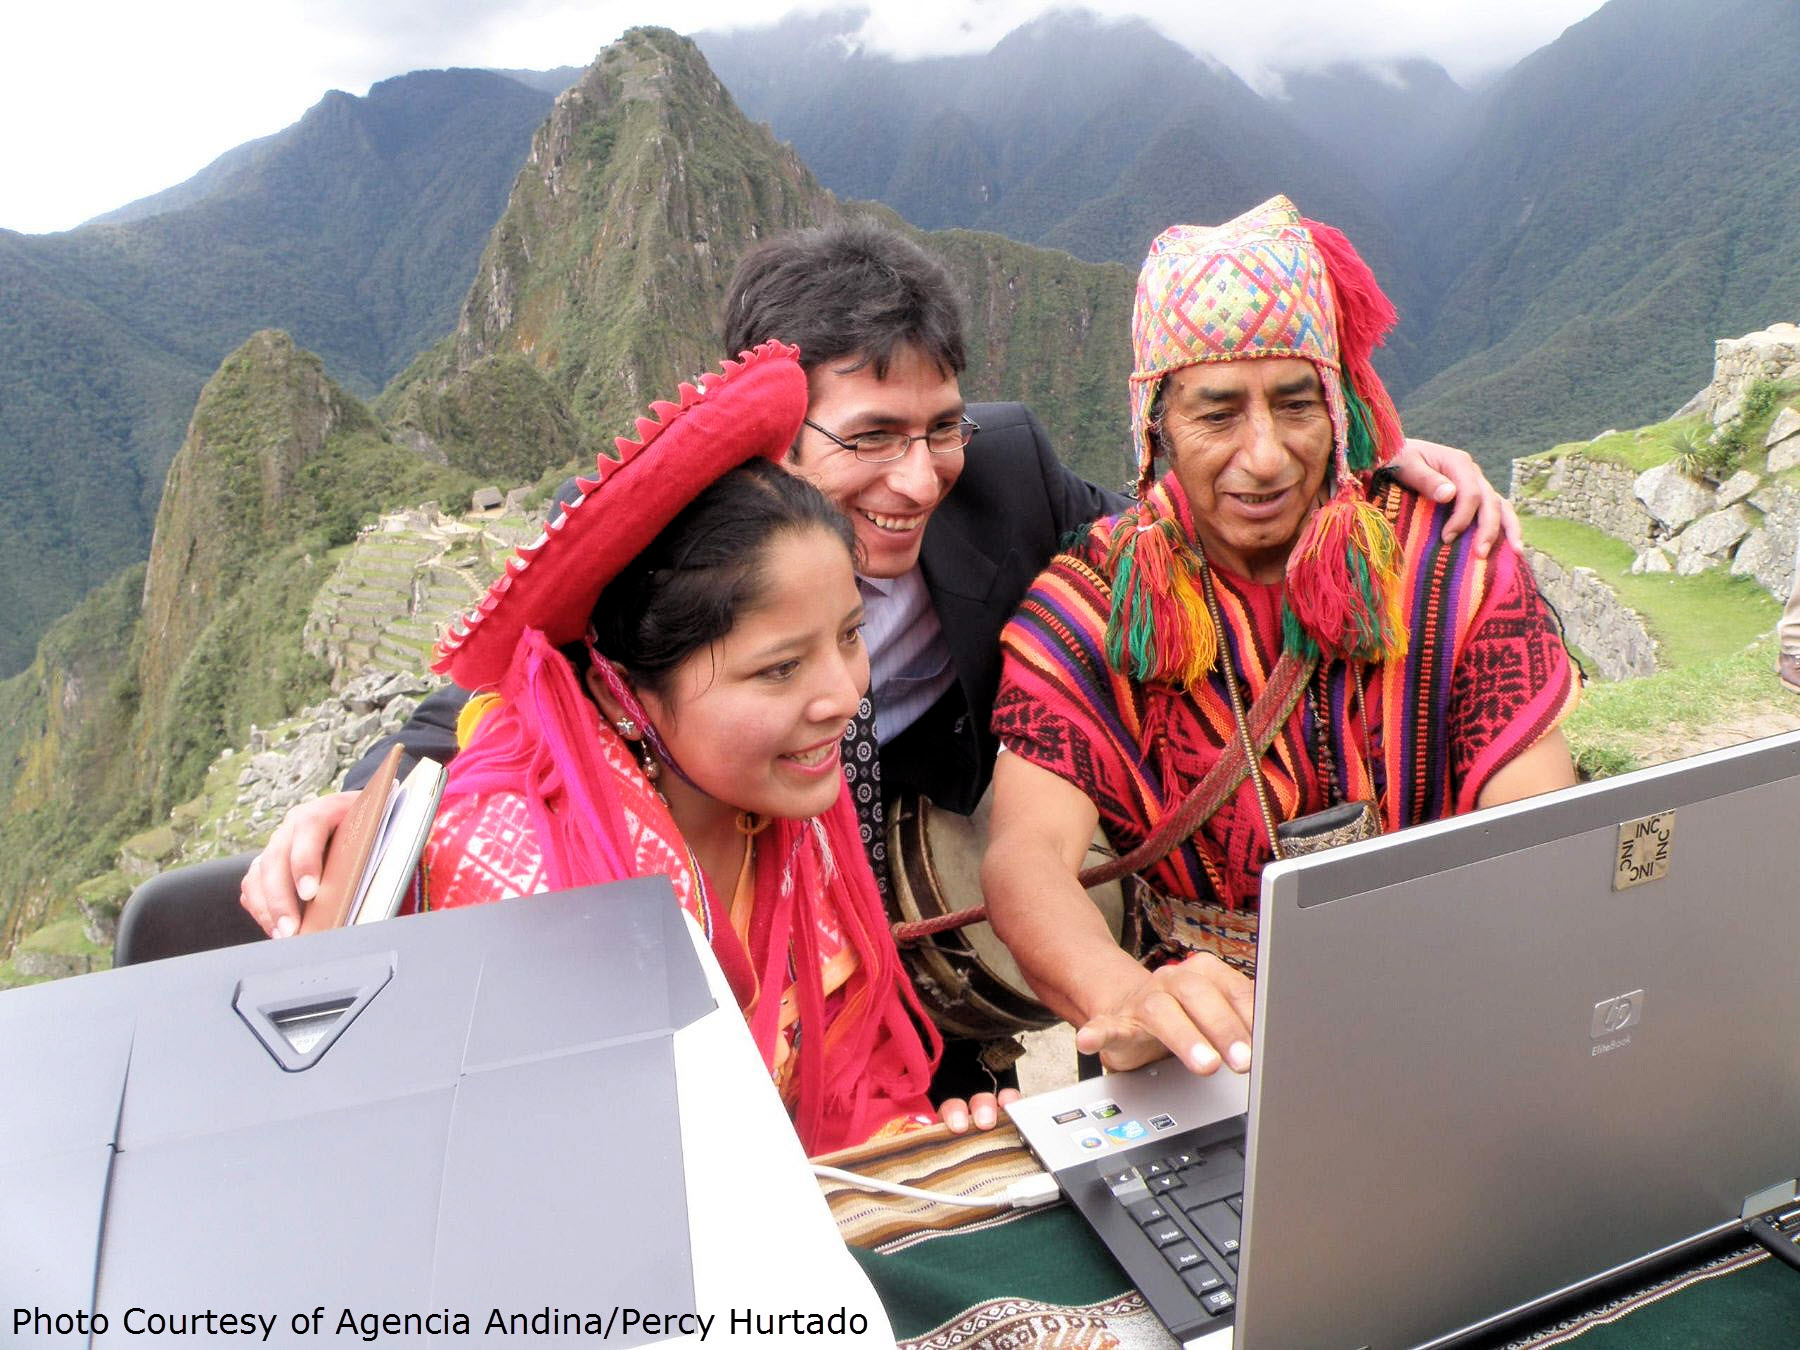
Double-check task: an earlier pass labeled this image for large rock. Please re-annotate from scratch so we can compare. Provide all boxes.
[1743,484,1800,601]
[118,825,179,881]
[1632,546,1674,574]
[1749,482,1800,534]
[250,732,340,801]
[1731,526,1796,598]
[1768,407,1800,471]
[13,951,94,979]
[1634,462,1717,532]
[1676,504,1757,569]
[1716,470,1760,508]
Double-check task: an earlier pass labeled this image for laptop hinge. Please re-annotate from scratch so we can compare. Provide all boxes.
[1742,1179,1800,1275]
[1742,1179,1795,1222]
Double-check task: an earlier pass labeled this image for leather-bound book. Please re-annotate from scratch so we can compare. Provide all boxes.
[300,744,405,934]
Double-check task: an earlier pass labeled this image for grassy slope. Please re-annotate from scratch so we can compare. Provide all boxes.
[1522,516,1777,670]
[1519,379,1799,776]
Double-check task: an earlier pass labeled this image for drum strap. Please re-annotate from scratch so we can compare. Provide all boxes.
[889,650,1312,945]
[1075,649,1314,888]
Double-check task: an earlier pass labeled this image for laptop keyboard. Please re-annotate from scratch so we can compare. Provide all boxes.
[1099,1137,1245,1329]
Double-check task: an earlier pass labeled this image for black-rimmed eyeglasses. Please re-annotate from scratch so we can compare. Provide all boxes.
[802,416,980,463]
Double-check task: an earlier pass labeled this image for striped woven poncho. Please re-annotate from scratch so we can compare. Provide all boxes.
[994,473,1579,920]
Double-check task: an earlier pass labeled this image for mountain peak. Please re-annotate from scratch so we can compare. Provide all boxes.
[135,332,374,755]
[445,27,829,430]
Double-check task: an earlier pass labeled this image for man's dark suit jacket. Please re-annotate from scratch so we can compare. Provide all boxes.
[347,402,1126,810]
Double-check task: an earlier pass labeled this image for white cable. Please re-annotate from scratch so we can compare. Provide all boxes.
[813,1163,1061,1211]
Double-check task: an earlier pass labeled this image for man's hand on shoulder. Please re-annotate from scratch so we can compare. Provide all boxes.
[238,792,357,938]
[1074,952,1255,1077]
[1387,437,1521,558]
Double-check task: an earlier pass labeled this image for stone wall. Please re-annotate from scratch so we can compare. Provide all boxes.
[1514,382,1800,606]
[1512,455,1654,549]
[303,504,540,686]
[1527,549,1657,682]
[157,669,443,871]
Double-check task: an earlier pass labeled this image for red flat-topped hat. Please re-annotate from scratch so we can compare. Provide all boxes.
[434,340,809,689]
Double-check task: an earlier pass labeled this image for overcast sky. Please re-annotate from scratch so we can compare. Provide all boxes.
[1,0,1608,235]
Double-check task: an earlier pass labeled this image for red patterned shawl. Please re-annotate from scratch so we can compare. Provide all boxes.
[994,474,1578,913]
[423,629,939,1155]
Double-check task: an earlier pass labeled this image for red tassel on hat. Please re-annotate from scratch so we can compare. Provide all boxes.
[1283,481,1407,664]
[1303,218,1404,468]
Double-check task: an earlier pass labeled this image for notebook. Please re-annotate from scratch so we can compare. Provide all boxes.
[1011,728,1800,1349]
[1,881,892,1347]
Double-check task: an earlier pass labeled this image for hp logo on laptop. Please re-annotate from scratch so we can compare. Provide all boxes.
[1590,990,1644,1048]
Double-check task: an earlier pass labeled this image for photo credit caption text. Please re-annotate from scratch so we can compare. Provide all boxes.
[15,1306,872,1341]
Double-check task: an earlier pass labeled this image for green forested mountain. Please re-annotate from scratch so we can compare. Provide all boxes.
[696,10,1411,266]
[696,10,1431,389]
[395,27,1136,491]
[1399,0,1800,461]
[0,330,479,951]
[0,68,555,677]
[432,30,833,445]
[483,65,585,95]
[699,0,1800,476]
[1270,60,1472,209]
[0,27,1137,955]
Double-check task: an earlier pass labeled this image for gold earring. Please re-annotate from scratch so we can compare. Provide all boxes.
[636,743,661,782]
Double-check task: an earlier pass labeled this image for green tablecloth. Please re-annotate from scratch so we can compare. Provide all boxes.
[818,1125,1800,1349]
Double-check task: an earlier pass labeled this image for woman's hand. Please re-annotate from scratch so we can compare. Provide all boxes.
[938,1088,1022,1133]
[237,792,357,937]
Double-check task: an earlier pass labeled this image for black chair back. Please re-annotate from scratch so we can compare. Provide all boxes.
[113,853,266,966]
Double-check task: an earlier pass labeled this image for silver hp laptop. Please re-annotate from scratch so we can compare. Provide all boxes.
[1012,728,1800,1348]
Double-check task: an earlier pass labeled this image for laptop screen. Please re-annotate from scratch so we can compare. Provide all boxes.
[1243,730,1800,1347]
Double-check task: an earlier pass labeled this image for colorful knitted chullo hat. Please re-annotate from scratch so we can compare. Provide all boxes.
[1106,194,1408,680]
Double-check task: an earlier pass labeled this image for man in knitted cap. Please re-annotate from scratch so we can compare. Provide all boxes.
[982,197,1579,1078]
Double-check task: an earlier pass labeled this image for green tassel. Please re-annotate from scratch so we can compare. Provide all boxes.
[1100,508,1217,686]
[1103,527,1140,678]
[1281,602,1320,661]
[1343,382,1378,474]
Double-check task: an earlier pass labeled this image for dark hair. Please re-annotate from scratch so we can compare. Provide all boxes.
[722,216,967,380]
[576,458,857,696]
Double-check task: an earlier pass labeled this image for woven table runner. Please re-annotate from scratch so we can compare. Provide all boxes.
[817,1123,1174,1349]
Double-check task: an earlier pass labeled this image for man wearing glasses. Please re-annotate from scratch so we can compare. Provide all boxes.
[239,217,1512,1122]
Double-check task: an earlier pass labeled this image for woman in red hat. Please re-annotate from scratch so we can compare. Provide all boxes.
[424,342,939,1154]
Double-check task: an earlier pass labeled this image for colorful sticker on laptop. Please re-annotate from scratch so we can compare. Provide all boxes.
[1089,1100,1122,1120]
[1052,1108,1086,1125]
[1072,1129,1107,1151]
[1105,1120,1148,1144]
[1149,1114,1178,1131]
